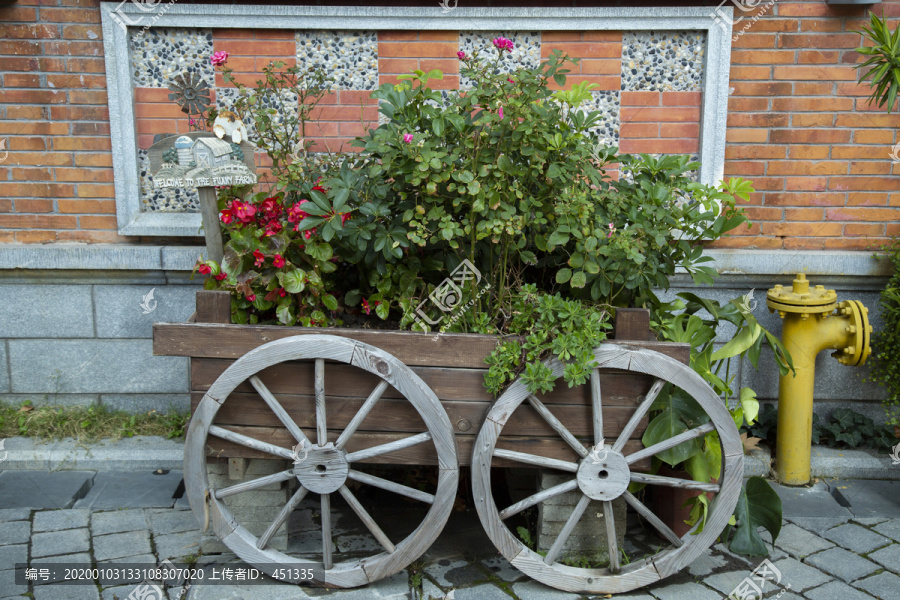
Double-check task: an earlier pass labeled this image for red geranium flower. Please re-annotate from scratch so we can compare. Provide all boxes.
[273,254,285,268]
[233,200,256,224]
[197,263,211,275]
[214,273,227,281]
[219,209,234,224]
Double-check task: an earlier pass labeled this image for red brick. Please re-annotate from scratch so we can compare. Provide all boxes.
[541,42,621,59]
[0,214,76,228]
[792,114,834,127]
[854,130,894,144]
[580,59,620,75]
[79,215,117,229]
[779,34,859,48]
[76,184,114,199]
[15,231,58,243]
[62,25,103,40]
[794,82,834,95]
[744,207,783,221]
[659,123,700,139]
[777,3,859,16]
[836,114,900,128]
[731,82,793,96]
[5,106,45,120]
[729,98,769,112]
[727,113,790,128]
[620,107,700,123]
[58,231,133,243]
[8,151,72,166]
[764,222,843,236]
[659,92,699,107]
[378,58,418,73]
[848,192,889,206]
[785,177,828,191]
[11,167,52,181]
[732,34,777,49]
[0,6,37,20]
[15,198,53,213]
[336,91,378,105]
[583,32,622,42]
[831,177,900,191]
[217,41,295,56]
[0,57,40,71]
[772,97,853,111]
[42,41,103,56]
[773,66,857,81]
[619,139,698,154]
[54,168,113,183]
[74,154,112,168]
[832,146,889,160]
[837,82,873,96]
[0,200,11,212]
[52,137,111,151]
[770,129,851,144]
[764,192,845,206]
[849,161,892,175]
[50,105,109,121]
[47,73,105,89]
[726,129,769,143]
[730,66,772,80]
[6,137,46,151]
[783,238,826,250]
[797,50,841,64]
[725,145,788,160]
[378,31,418,41]
[731,50,795,64]
[68,90,107,104]
[620,91,660,107]
[844,223,886,236]
[725,160,767,176]
[784,208,824,220]
[134,88,175,103]
[800,19,844,32]
[619,123,658,138]
[0,24,59,39]
[378,42,457,58]
[0,89,65,104]
[826,207,900,221]
[0,40,41,54]
[706,236,784,250]
[420,59,458,74]
[420,32,457,42]
[824,238,887,250]
[783,145,829,162]
[769,161,847,176]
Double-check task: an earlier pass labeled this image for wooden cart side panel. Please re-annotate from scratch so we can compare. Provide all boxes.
[202,425,650,470]
[190,358,668,406]
[190,391,649,440]
[153,322,689,368]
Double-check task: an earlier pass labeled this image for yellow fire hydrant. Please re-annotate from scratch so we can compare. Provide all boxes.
[766,273,872,485]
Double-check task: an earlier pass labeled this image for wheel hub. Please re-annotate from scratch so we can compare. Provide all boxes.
[576,448,630,501]
[292,442,349,494]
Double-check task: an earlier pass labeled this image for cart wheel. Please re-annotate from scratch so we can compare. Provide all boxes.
[472,343,743,594]
[184,334,458,588]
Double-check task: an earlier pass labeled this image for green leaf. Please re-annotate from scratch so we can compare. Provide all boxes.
[570,271,586,288]
[740,387,759,426]
[711,324,762,362]
[547,231,570,247]
[278,269,306,294]
[642,408,701,466]
[309,189,330,211]
[724,477,782,556]
[332,188,351,211]
[375,301,389,320]
[322,294,338,311]
[556,268,573,284]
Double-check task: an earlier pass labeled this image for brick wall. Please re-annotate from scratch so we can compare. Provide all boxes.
[0,0,898,249]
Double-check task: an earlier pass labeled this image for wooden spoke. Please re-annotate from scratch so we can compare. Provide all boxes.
[622,490,683,548]
[315,358,327,446]
[630,472,720,493]
[348,469,435,504]
[215,470,296,499]
[604,500,619,573]
[493,449,578,473]
[527,394,589,458]
[208,425,294,460]
[338,485,396,554]
[334,380,390,451]
[544,494,591,565]
[345,431,432,463]
[591,368,603,447]
[249,375,311,448]
[257,486,309,550]
[499,478,579,520]
[626,422,716,465]
[321,492,333,570]
[611,378,666,452]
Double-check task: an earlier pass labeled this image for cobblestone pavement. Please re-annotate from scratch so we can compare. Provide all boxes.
[0,470,898,600]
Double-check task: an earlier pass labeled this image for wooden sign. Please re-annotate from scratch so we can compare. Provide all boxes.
[148,131,257,263]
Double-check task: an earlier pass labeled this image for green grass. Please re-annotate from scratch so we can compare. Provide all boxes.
[0,400,189,443]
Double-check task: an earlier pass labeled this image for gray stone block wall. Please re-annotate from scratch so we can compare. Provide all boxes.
[536,471,626,564]
[0,266,200,414]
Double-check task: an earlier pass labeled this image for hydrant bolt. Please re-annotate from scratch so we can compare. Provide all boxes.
[846,326,856,334]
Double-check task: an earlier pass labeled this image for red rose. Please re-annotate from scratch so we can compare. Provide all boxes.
[197,263,211,275]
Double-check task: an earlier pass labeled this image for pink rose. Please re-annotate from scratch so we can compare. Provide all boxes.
[498,106,504,120]
[457,51,466,60]
[403,133,414,144]
[492,37,514,52]
[210,51,229,66]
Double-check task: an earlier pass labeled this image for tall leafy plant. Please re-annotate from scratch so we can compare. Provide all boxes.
[854,11,900,113]
[869,236,900,427]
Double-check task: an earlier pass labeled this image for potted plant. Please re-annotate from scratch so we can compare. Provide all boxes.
[153,39,786,592]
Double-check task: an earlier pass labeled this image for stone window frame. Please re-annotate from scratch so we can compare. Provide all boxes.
[100,4,733,237]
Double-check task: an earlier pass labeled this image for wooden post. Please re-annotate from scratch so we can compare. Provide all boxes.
[613,308,657,341]
[197,187,224,264]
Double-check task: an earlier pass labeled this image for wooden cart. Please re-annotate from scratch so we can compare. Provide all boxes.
[153,290,742,595]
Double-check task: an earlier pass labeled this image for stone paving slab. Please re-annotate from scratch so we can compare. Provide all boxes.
[91,509,148,536]
[0,521,30,546]
[0,470,94,509]
[148,509,199,535]
[154,531,202,561]
[73,470,184,510]
[867,542,900,571]
[821,522,891,554]
[30,553,93,586]
[93,530,153,561]
[0,568,28,598]
[833,480,900,518]
[0,543,29,568]
[804,546,880,583]
[649,581,722,600]
[873,518,900,543]
[31,528,91,558]
[33,508,91,532]
[770,556,832,592]
[805,579,878,600]
[0,508,31,523]
[853,571,900,600]
[32,585,101,600]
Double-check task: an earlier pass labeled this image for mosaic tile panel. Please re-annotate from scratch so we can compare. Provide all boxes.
[580,90,620,147]
[138,149,200,213]
[216,87,299,148]
[296,31,379,90]
[129,28,214,89]
[458,31,541,89]
[621,31,705,92]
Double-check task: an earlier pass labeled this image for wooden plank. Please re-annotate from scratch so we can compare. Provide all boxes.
[200,425,650,469]
[613,308,656,341]
[196,290,231,324]
[192,392,648,439]
[154,321,689,367]
[197,187,224,264]
[190,359,668,407]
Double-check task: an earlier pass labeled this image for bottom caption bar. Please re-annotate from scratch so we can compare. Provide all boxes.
[14,562,325,586]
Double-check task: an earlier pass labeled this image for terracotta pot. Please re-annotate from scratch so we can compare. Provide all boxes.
[648,465,715,538]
